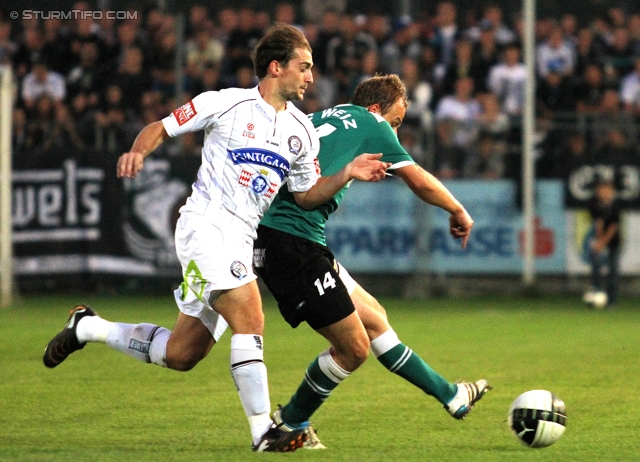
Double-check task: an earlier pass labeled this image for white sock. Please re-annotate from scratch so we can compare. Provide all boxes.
[76,315,113,343]
[370,328,401,358]
[105,322,170,367]
[230,334,272,445]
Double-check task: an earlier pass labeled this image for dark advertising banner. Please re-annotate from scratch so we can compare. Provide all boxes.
[565,162,640,209]
[12,150,199,279]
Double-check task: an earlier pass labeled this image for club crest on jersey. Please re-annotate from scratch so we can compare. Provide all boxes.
[173,101,197,126]
[252,174,268,194]
[288,136,302,155]
[227,148,290,180]
[230,261,248,280]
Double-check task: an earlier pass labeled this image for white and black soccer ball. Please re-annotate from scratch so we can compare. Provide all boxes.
[508,390,566,448]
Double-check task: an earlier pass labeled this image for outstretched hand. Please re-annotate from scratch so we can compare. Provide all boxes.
[449,208,474,249]
[117,151,145,178]
[346,153,391,182]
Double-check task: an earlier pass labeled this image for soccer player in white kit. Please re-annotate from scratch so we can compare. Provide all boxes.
[42,24,390,452]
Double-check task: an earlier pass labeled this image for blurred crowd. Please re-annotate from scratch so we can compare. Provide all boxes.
[1,1,640,179]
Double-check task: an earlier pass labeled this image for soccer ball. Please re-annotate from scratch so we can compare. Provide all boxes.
[583,291,608,309]
[508,390,566,448]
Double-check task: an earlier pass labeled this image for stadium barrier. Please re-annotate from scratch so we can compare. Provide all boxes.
[8,147,640,293]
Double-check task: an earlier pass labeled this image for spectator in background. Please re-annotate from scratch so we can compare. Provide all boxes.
[186,4,214,39]
[400,57,433,131]
[467,4,517,47]
[487,42,527,116]
[215,7,238,45]
[433,119,466,179]
[435,76,482,152]
[550,131,590,179]
[0,21,17,65]
[358,49,381,83]
[114,21,146,63]
[66,41,104,108]
[307,66,338,110]
[326,14,377,100]
[573,28,605,79]
[366,12,391,49]
[192,62,223,94]
[575,64,608,114]
[225,6,262,76]
[13,28,46,78]
[378,15,421,75]
[12,108,28,159]
[149,30,183,98]
[24,95,58,154]
[430,1,461,67]
[620,58,640,116]
[591,15,614,54]
[629,14,640,55]
[439,39,485,96]
[41,18,74,75]
[536,70,576,117]
[463,133,505,179]
[310,9,342,74]
[590,89,637,149]
[470,20,500,93]
[186,28,224,77]
[302,0,346,24]
[587,180,621,308]
[560,13,579,45]
[604,27,636,83]
[230,63,257,89]
[274,2,301,30]
[607,7,627,29]
[595,128,635,165]
[476,92,509,142]
[21,60,66,108]
[112,46,151,112]
[536,26,576,78]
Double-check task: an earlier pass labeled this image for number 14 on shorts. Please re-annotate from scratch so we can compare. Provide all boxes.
[314,272,336,295]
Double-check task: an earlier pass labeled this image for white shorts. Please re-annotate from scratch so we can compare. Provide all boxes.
[173,211,256,341]
[337,261,357,295]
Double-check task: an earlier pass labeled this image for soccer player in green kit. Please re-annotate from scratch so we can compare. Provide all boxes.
[254,75,490,447]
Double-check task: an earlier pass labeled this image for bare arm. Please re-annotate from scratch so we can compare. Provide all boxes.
[117,121,170,178]
[293,153,390,210]
[395,164,474,249]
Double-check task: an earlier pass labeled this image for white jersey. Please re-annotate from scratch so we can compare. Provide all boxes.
[162,86,320,242]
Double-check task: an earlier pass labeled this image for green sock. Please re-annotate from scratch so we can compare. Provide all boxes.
[377,343,457,405]
[281,350,348,427]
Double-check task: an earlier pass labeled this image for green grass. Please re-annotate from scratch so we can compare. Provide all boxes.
[1,294,639,461]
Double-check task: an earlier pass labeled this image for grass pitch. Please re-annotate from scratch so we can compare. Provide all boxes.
[0,294,638,461]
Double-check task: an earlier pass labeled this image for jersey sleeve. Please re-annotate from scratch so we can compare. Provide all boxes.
[369,113,416,169]
[162,91,222,137]
[287,121,321,193]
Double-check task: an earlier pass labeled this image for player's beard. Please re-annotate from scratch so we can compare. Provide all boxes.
[279,86,305,102]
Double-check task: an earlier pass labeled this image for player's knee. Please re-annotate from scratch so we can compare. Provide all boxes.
[335,336,370,371]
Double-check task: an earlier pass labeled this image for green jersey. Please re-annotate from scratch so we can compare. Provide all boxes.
[260,104,415,245]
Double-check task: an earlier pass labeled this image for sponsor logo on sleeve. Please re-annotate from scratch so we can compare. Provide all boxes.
[173,101,197,126]
[230,261,248,280]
